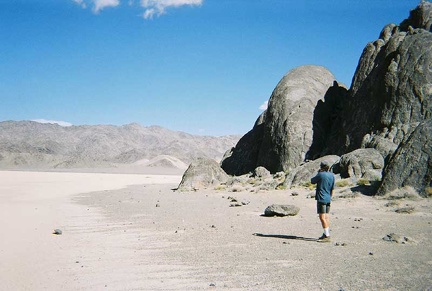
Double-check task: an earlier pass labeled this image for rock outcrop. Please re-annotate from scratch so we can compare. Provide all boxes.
[177,158,229,191]
[306,81,349,160]
[221,65,335,175]
[220,112,266,176]
[307,2,431,196]
[324,3,432,156]
[283,155,340,188]
[221,3,432,198]
[377,119,432,197]
[339,149,384,181]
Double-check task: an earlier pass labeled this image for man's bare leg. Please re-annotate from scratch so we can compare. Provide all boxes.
[319,213,330,237]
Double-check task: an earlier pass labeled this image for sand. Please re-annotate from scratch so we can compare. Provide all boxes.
[1,170,431,290]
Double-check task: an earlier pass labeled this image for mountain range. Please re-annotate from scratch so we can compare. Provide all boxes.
[0,121,240,171]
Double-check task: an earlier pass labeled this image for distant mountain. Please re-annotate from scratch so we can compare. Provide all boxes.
[0,121,240,170]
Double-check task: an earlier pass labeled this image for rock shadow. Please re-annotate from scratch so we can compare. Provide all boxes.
[253,233,317,242]
[350,182,380,196]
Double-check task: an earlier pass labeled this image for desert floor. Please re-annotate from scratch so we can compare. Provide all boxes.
[0,170,431,291]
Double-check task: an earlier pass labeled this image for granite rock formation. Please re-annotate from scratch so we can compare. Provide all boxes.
[220,112,266,176]
[283,155,340,188]
[339,149,384,181]
[223,2,432,197]
[377,119,432,196]
[177,157,229,191]
[221,65,335,175]
[332,2,431,196]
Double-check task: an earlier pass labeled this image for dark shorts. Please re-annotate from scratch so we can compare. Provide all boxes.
[317,202,331,214]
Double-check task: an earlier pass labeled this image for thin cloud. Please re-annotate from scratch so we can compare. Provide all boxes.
[72,0,203,17]
[93,0,120,13]
[72,0,120,13]
[32,119,73,127]
[259,101,268,111]
[73,0,87,8]
[140,0,203,19]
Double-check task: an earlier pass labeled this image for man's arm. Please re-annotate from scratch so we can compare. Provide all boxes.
[311,173,320,184]
[331,175,335,196]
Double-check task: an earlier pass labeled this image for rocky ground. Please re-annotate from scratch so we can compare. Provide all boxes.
[1,170,430,290]
[72,182,432,290]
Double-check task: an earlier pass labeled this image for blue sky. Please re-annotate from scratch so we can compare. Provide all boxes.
[0,0,422,136]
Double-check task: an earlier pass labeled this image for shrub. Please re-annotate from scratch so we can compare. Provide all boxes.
[214,185,226,191]
[426,187,432,197]
[247,178,257,185]
[302,181,316,190]
[276,184,286,190]
[357,178,370,186]
[336,179,351,188]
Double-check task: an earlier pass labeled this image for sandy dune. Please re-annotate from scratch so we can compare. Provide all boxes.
[0,170,431,290]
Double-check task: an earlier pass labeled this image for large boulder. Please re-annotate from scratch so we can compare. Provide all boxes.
[177,158,229,191]
[306,81,349,160]
[283,155,340,188]
[377,119,432,197]
[221,65,335,175]
[257,66,335,173]
[339,149,384,180]
[220,112,266,176]
[253,166,272,178]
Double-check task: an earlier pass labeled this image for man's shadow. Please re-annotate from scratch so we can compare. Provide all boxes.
[253,233,317,242]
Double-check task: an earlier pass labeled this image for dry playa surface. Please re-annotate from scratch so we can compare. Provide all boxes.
[0,170,431,290]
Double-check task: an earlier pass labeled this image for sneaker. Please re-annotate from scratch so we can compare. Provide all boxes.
[317,234,331,242]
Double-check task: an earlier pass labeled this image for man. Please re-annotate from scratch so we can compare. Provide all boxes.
[311,160,335,242]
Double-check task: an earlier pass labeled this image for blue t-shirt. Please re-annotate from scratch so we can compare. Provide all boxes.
[311,171,335,204]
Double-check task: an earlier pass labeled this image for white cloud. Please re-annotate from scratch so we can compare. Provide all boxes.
[73,0,87,8]
[71,0,202,17]
[259,100,268,111]
[140,0,203,19]
[143,8,157,19]
[93,0,120,13]
[32,119,73,127]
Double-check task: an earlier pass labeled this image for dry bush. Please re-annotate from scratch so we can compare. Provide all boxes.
[336,179,352,188]
[302,181,316,190]
[425,187,432,197]
[357,178,370,186]
[214,185,227,191]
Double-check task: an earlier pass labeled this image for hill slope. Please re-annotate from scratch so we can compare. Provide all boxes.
[0,121,240,170]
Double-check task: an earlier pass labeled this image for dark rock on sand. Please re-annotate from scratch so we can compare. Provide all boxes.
[52,229,62,235]
[383,233,412,244]
[264,204,300,217]
[395,206,415,214]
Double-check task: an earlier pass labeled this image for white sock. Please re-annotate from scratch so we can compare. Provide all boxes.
[324,228,330,237]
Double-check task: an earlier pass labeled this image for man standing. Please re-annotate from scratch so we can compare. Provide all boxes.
[311,160,335,242]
